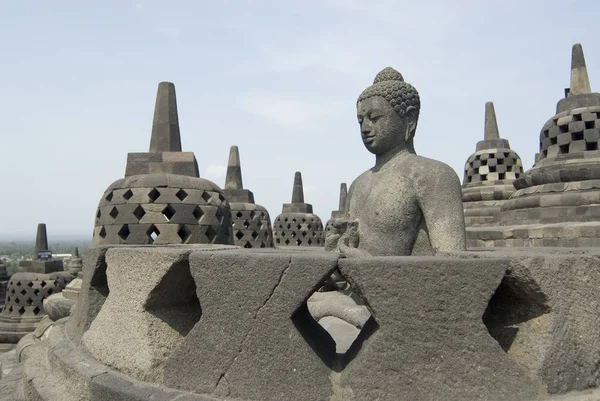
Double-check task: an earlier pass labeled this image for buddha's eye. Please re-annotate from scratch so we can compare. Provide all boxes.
[370,115,381,122]
[357,117,363,124]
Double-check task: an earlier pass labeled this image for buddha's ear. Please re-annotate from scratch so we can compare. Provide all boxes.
[404,106,418,141]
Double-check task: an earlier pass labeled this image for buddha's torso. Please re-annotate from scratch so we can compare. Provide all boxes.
[347,153,430,256]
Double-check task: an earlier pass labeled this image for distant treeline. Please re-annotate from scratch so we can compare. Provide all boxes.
[0,241,90,258]
[0,240,90,276]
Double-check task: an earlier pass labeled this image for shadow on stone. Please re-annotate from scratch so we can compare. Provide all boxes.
[483,275,550,352]
[145,259,201,337]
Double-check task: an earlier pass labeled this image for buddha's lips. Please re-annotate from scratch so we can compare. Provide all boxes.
[363,135,375,143]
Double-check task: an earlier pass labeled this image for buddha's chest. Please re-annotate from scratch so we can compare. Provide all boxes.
[348,173,421,230]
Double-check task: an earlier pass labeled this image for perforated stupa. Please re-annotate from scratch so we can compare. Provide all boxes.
[273,172,324,247]
[223,146,273,248]
[462,102,524,227]
[92,82,233,246]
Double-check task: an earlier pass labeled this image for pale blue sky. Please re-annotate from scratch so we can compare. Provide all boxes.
[1,0,599,239]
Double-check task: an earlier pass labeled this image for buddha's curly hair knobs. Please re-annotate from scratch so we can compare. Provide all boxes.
[357,67,421,120]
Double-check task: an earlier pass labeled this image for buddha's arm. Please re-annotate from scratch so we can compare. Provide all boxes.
[417,166,466,252]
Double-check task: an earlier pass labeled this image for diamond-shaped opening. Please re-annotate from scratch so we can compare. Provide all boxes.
[123,189,133,201]
[32,306,40,315]
[292,268,378,371]
[296,224,302,230]
[177,225,192,243]
[109,207,119,219]
[118,224,131,241]
[33,289,40,296]
[296,239,302,246]
[235,230,245,240]
[14,298,20,304]
[176,189,188,202]
[236,211,243,218]
[162,205,176,222]
[96,209,102,219]
[483,276,550,353]
[251,231,259,240]
[148,188,161,202]
[285,239,291,245]
[244,241,253,249]
[201,191,212,203]
[20,289,26,296]
[99,226,107,238]
[193,206,204,221]
[19,306,26,315]
[145,258,202,338]
[105,191,114,202]
[218,193,226,202]
[27,282,33,288]
[26,298,33,306]
[133,205,146,221]
[244,220,250,228]
[205,226,217,243]
[147,225,160,243]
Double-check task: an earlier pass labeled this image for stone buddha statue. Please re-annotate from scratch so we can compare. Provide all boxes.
[328,67,466,256]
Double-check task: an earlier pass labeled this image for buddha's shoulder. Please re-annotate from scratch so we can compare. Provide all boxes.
[405,155,460,183]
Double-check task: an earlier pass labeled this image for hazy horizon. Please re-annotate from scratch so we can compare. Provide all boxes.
[1,1,599,240]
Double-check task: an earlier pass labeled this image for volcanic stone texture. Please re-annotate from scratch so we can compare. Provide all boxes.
[66,246,556,401]
[93,174,234,246]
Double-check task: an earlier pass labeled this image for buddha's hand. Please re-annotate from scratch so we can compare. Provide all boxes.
[324,218,348,251]
[337,220,370,258]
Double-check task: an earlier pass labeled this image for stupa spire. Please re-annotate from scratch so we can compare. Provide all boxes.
[225,146,243,190]
[292,172,304,203]
[570,43,592,96]
[484,101,500,140]
[149,82,182,152]
[338,183,348,212]
[34,223,49,258]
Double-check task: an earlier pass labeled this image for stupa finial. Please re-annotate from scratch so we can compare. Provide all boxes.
[292,172,304,203]
[338,183,348,212]
[34,223,49,258]
[484,101,500,140]
[225,146,243,190]
[149,82,182,152]
[570,43,592,96]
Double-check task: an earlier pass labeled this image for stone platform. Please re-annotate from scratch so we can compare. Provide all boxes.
[7,245,600,400]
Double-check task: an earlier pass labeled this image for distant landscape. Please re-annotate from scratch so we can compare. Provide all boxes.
[0,239,91,275]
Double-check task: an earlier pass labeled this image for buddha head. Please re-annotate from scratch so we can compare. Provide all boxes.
[357,67,421,155]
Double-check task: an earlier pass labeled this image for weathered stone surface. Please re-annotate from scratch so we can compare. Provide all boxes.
[66,246,110,344]
[336,255,544,401]
[82,247,202,383]
[164,249,339,401]
[42,294,75,322]
[481,248,600,395]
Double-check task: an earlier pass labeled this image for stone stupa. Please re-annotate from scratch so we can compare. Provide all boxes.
[469,43,600,248]
[0,224,72,350]
[324,182,347,236]
[462,102,524,227]
[223,146,273,248]
[273,172,324,247]
[93,82,233,246]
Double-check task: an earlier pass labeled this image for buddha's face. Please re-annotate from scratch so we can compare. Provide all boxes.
[357,96,414,155]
